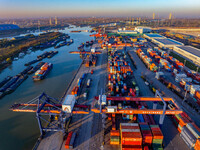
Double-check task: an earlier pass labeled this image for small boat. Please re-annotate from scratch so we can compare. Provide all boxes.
[14,57,19,61]
[18,52,25,58]
[25,59,39,66]
[19,66,33,75]
[0,76,12,88]
[70,30,81,33]
[47,51,58,58]
[5,75,28,94]
[0,76,19,92]
[28,62,45,74]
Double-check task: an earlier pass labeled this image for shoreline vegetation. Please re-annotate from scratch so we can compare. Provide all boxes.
[0,31,68,72]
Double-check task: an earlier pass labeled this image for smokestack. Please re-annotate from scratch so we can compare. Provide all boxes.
[55,16,57,25]
[169,13,172,20]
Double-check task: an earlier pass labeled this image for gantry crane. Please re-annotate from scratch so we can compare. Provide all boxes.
[10,92,90,137]
[10,91,182,136]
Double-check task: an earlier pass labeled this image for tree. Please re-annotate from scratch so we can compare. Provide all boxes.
[6,57,12,63]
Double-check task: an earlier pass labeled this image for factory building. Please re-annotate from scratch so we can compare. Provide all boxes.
[173,46,200,66]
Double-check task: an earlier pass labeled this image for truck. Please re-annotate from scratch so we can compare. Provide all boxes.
[87,79,91,88]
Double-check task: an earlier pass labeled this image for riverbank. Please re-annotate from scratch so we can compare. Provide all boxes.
[0,32,68,72]
[0,25,69,39]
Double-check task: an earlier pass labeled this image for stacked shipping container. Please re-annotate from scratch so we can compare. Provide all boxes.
[120,123,143,150]
[150,125,164,150]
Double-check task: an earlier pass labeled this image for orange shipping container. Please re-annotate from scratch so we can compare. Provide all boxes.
[110,130,120,136]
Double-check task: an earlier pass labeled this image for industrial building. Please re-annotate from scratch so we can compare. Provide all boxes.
[173,46,200,66]
[0,24,19,31]
[153,38,184,49]
[144,33,200,66]
[144,33,166,39]
[144,33,184,49]
[117,28,138,34]
[135,26,152,34]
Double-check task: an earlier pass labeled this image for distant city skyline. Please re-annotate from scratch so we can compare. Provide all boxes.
[0,0,199,18]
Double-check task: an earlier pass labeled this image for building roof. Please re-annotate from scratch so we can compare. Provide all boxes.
[175,46,200,57]
[138,38,145,41]
[136,26,151,29]
[145,33,165,38]
[0,24,19,31]
[155,38,183,46]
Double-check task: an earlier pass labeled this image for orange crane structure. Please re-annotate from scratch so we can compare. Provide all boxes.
[10,91,182,136]
[10,92,90,136]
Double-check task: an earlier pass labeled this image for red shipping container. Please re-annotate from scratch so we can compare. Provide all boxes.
[112,123,116,130]
[121,140,142,146]
[110,130,120,136]
[65,131,73,149]
[122,145,142,150]
[121,126,140,129]
[177,127,182,133]
[143,145,150,150]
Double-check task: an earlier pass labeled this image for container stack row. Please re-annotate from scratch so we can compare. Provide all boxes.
[136,49,158,72]
[110,130,120,145]
[139,123,153,148]
[171,112,200,150]
[71,73,86,96]
[107,49,136,97]
[120,123,143,150]
[150,125,164,150]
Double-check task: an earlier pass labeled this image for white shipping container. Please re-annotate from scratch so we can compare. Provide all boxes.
[120,123,139,126]
[175,74,187,82]
[107,106,117,112]
[62,95,76,113]
[91,48,95,53]
[190,85,200,96]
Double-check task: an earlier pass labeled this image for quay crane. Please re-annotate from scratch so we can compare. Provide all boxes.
[10,92,90,137]
[10,91,182,136]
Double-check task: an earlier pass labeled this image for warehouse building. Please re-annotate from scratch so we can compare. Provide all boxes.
[144,33,166,39]
[153,38,184,49]
[173,46,200,66]
[144,33,184,49]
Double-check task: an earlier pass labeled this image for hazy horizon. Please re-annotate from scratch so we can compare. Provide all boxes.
[0,0,200,18]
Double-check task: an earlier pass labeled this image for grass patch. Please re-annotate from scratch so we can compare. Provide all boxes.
[170,52,200,72]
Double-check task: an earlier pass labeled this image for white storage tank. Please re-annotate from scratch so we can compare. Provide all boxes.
[62,95,76,113]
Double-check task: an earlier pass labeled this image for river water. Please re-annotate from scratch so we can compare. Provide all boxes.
[0,26,94,150]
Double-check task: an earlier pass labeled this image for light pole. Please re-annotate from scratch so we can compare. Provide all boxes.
[182,84,191,105]
[182,60,186,72]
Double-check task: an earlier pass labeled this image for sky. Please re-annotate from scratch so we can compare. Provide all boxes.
[0,0,200,18]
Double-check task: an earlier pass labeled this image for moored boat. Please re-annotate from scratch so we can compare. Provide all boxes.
[32,63,53,81]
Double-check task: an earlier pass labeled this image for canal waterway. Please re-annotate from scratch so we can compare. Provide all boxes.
[0,26,94,150]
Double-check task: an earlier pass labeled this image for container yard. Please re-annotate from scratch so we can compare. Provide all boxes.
[8,32,200,150]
